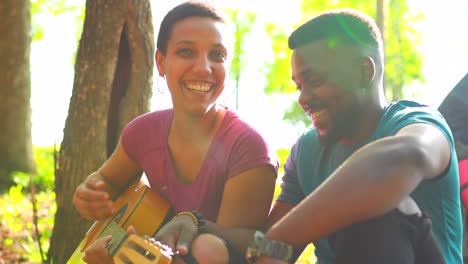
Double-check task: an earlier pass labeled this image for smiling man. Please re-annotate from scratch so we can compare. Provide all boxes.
[248,8,463,264]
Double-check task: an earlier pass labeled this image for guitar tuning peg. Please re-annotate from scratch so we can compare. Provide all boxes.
[142,235,175,257]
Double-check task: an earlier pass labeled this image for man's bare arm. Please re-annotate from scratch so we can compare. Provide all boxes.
[266,123,451,247]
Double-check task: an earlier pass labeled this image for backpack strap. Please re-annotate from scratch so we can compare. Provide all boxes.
[459,159,468,209]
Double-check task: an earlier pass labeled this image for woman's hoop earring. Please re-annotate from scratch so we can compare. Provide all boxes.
[156,75,167,94]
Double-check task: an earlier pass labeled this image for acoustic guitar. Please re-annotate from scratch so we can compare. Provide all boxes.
[67,181,174,263]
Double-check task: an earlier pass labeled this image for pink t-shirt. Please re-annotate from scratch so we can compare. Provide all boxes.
[121,108,279,221]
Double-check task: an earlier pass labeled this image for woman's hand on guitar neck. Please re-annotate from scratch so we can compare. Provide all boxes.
[153,213,199,256]
[82,234,113,264]
[82,226,137,264]
[73,171,115,220]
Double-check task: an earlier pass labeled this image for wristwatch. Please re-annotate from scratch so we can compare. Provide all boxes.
[245,230,293,263]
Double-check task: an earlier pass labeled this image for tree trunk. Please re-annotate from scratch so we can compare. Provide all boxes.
[48,0,154,262]
[376,0,385,45]
[376,0,388,99]
[0,0,35,190]
[388,0,404,100]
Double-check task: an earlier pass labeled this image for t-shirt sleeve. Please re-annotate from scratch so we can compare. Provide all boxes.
[277,138,305,205]
[226,126,279,179]
[378,103,457,180]
[120,113,152,163]
[381,104,454,146]
[120,118,141,163]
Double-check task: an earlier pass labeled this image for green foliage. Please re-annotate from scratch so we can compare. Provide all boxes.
[225,8,257,80]
[276,148,290,169]
[1,146,57,263]
[263,23,295,94]
[12,147,55,192]
[224,8,257,109]
[0,185,56,263]
[274,147,290,199]
[31,0,85,42]
[263,19,313,129]
[384,0,425,100]
[284,100,312,130]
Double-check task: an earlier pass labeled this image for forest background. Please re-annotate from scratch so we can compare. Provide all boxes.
[0,0,467,263]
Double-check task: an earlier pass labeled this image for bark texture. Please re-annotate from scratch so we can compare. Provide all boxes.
[0,0,34,189]
[48,0,154,262]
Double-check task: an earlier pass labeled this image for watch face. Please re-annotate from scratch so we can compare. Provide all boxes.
[246,231,263,263]
[246,231,293,263]
[246,246,258,263]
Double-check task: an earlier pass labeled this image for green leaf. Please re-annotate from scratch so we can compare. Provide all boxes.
[9,185,24,206]
[4,238,14,246]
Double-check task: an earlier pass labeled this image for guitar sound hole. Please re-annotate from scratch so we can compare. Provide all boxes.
[117,254,133,264]
[126,240,156,260]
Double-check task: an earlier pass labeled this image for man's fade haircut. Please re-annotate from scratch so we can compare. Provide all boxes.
[288,8,383,64]
[156,0,228,55]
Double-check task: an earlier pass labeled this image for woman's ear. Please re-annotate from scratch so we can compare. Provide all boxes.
[155,49,165,76]
[360,56,376,86]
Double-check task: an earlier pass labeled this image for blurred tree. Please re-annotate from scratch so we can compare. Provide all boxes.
[263,0,424,128]
[224,8,257,109]
[0,0,85,192]
[0,0,35,191]
[31,0,85,42]
[385,0,424,99]
[48,0,154,262]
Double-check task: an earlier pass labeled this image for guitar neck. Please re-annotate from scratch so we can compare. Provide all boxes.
[99,220,129,256]
[100,221,172,264]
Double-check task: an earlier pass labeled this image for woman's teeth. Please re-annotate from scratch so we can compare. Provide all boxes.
[185,83,211,92]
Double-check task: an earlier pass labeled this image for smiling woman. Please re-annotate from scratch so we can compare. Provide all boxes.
[71,1,278,264]
[155,16,233,116]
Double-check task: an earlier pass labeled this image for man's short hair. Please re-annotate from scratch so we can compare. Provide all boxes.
[288,8,383,52]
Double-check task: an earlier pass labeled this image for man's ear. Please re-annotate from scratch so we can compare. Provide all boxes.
[360,56,376,86]
[155,49,165,76]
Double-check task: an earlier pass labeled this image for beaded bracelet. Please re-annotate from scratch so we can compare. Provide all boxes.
[191,210,205,233]
[177,210,205,233]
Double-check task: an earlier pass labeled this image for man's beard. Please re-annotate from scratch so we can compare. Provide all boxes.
[319,97,362,147]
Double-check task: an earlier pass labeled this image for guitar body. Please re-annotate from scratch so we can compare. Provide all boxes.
[67,182,174,263]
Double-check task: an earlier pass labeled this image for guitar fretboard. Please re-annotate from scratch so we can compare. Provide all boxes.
[98,221,129,256]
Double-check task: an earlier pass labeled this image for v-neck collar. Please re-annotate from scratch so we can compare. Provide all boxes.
[164,109,230,186]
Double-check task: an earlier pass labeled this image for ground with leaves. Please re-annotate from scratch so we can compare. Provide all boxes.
[0,187,55,264]
[0,187,316,263]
